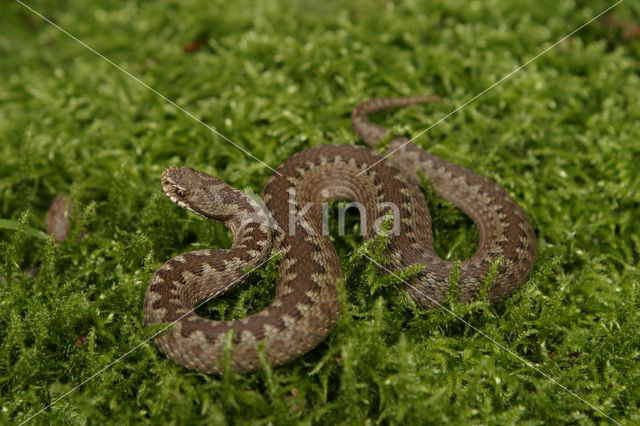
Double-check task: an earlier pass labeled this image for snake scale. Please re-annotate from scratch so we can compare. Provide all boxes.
[143,96,537,373]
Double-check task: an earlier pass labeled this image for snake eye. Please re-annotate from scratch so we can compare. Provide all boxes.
[177,189,185,198]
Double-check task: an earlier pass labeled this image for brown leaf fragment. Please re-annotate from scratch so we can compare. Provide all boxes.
[600,13,640,42]
[623,26,640,41]
[46,195,74,242]
[184,38,207,53]
[75,334,87,348]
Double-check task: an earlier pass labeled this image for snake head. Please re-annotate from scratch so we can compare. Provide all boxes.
[161,167,240,220]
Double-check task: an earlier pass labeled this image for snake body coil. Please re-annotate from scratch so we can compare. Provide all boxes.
[143,97,537,373]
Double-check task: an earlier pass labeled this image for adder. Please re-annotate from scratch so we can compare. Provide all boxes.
[143,96,537,373]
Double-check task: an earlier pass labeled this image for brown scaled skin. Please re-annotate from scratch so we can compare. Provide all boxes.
[143,97,537,374]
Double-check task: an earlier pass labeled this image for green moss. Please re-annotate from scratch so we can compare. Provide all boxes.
[1,0,639,423]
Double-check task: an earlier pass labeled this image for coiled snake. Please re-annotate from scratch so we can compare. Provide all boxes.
[143,96,537,373]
